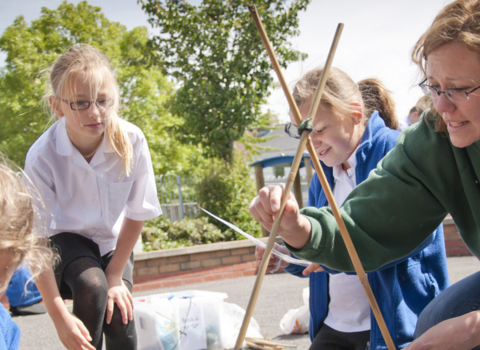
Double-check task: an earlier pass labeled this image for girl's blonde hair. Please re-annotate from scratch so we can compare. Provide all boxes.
[292,67,398,130]
[0,155,54,283]
[412,0,480,133]
[45,44,133,178]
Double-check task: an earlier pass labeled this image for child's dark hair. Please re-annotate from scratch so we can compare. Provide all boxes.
[292,67,398,130]
[0,155,55,282]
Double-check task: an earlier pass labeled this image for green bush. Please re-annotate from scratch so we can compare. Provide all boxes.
[142,215,225,251]
[197,151,262,240]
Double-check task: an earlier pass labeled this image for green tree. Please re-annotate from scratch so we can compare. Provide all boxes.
[140,0,310,161]
[0,1,207,174]
[197,150,262,238]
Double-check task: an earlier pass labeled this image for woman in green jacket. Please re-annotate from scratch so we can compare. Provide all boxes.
[250,1,480,349]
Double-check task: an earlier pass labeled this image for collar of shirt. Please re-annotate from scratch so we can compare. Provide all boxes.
[332,146,358,182]
[55,118,115,169]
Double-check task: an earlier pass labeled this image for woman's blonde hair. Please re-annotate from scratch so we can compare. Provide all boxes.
[412,0,480,133]
[0,155,54,283]
[44,44,133,178]
[292,67,398,130]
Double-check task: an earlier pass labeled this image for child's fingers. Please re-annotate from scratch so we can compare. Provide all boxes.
[75,320,92,342]
[115,295,129,325]
[302,263,320,276]
[106,297,115,324]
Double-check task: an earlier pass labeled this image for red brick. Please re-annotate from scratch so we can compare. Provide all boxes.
[139,281,163,291]
[241,254,256,262]
[159,264,180,273]
[231,248,253,256]
[168,255,189,263]
[133,260,146,268]
[233,262,253,271]
[191,268,213,276]
[146,257,168,267]
[132,285,142,293]
[133,276,151,284]
[211,250,230,258]
[190,252,211,261]
[243,268,257,276]
[137,266,159,276]
[447,247,472,257]
[445,240,466,249]
[224,271,243,279]
[171,270,193,278]
[443,225,459,234]
[213,265,232,273]
[222,256,242,265]
[204,274,224,282]
[149,272,174,281]
[180,261,201,270]
[161,279,184,288]
[201,258,222,268]
[183,277,204,285]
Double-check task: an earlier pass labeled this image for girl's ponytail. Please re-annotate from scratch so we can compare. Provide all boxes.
[357,78,398,130]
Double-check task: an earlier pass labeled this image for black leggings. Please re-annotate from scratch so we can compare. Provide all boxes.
[63,257,137,350]
[310,324,370,350]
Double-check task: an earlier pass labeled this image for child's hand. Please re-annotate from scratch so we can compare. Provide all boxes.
[249,184,312,250]
[54,311,95,350]
[106,275,133,325]
[255,244,291,273]
[302,263,324,276]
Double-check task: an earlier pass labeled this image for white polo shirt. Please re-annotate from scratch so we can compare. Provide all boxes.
[25,117,162,256]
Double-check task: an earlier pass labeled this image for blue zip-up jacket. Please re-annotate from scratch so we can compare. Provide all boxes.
[284,112,450,349]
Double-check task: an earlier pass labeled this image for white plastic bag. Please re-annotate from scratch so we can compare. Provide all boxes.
[279,287,310,334]
[221,302,263,349]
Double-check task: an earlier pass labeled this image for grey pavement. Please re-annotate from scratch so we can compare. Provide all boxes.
[13,256,480,350]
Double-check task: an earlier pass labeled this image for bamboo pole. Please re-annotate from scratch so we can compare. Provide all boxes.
[240,5,396,350]
[234,7,342,350]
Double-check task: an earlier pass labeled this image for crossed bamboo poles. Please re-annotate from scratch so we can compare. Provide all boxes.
[234,5,396,350]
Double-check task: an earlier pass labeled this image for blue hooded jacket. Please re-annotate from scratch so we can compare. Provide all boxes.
[284,112,450,349]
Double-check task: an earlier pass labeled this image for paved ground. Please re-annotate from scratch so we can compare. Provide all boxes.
[13,256,480,350]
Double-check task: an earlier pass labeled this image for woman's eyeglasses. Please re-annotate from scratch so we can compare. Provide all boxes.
[61,98,114,111]
[419,79,480,102]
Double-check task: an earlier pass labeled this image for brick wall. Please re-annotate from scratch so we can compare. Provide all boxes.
[443,216,471,257]
[131,237,283,293]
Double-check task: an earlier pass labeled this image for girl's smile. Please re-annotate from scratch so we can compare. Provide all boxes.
[297,100,364,169]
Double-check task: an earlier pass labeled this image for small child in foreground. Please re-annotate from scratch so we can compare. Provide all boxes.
[0,156,54,349]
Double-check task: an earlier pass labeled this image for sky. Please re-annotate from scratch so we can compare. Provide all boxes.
[0,0,451,123]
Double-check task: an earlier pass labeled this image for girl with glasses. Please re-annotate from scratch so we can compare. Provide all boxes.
[250,0,480,349]
[24,44,162,350]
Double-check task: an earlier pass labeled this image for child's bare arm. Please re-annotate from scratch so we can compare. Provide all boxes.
[35,266,95,350]
[104,217,143,325]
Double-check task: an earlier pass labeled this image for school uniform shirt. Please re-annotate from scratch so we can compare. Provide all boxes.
[25,117,162,256]
[323,148,371,333]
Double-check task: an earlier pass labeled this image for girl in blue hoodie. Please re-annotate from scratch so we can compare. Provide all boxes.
[255,67,449,350]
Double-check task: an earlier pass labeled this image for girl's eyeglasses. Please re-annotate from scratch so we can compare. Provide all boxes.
[419,79,480,103]
[61,98,114,111]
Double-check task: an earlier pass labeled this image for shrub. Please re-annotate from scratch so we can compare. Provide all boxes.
[142,215,225,251]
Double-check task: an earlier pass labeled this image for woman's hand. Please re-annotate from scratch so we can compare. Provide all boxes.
[53,310,95,350]
[404,311,480,350]
[249,184,311,250]
[302,263,324,276]
[105,274,133,325]
[255,244,291,273]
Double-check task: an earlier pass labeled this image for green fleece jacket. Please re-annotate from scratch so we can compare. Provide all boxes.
[288,112,480,272]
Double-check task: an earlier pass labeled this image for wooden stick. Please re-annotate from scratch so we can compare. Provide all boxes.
[234,7,343,350]
[246,338,297,348]
[243,5,396,350]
